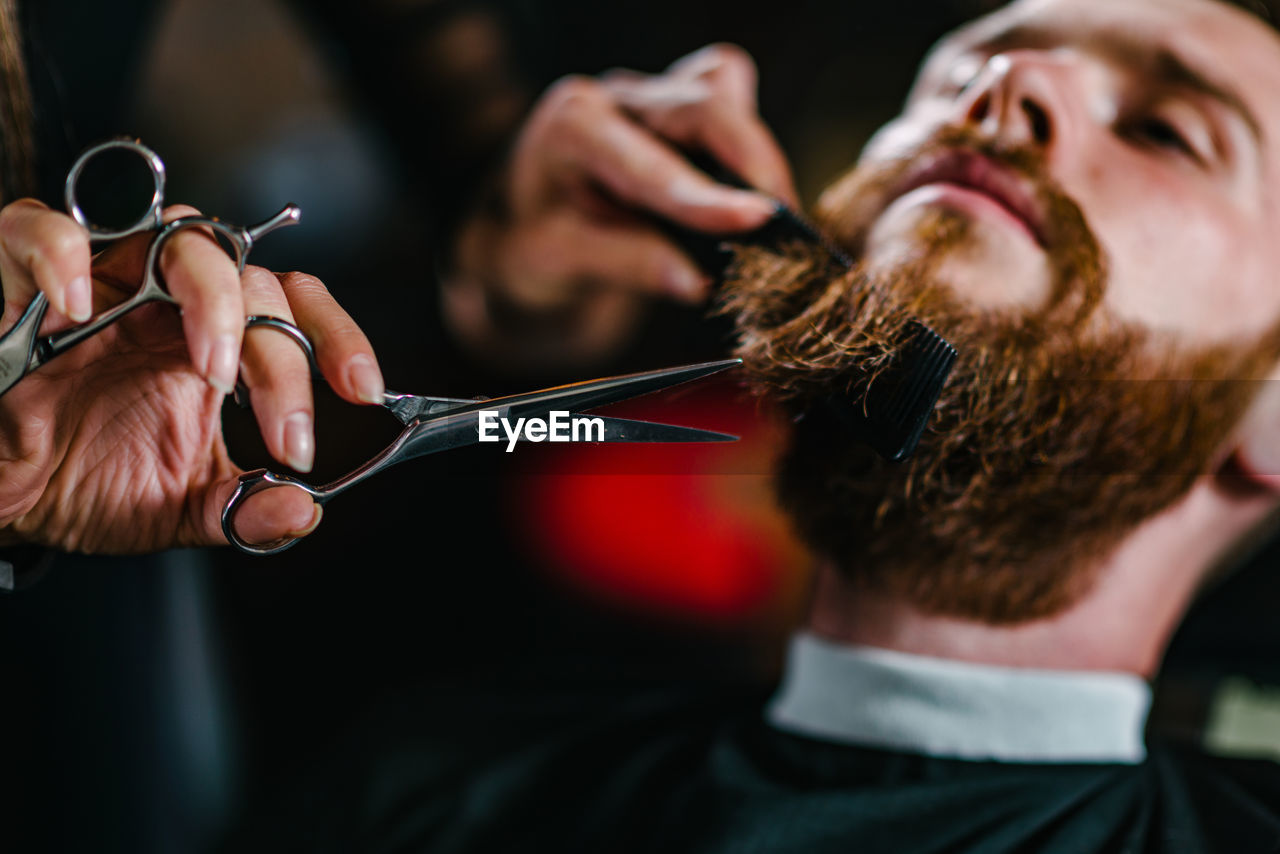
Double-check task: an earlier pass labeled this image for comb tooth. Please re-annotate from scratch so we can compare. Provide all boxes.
[906,325,958,375]
[873,323,949,424]
[771,206,854,269]
[884,377,926,425]
[859,321,957,461]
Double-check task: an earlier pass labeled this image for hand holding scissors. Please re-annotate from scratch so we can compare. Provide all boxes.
[0,138,301,398]
[219,320,739,553]
[0,139,386,552]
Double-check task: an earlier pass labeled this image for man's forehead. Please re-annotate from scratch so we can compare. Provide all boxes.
[923,0,1280,137]
[940,0,1279,54]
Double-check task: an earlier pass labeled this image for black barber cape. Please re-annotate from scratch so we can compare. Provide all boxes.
[231,636,1280,853]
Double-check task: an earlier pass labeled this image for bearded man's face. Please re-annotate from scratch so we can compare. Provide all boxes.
[724,0,1280,623]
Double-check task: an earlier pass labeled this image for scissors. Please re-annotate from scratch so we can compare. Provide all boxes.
[0,137,301,396]
[0,138,741,554]
[221,319,740,555]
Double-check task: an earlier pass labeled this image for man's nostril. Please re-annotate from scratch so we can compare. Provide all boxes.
[968,92,992,123]
[1022,97,1052,144]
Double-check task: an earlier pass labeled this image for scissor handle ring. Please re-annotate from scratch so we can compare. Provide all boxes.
[244,315,321,374]
[133,216,253,305]
[64,137,166,241]
[222,468,327,556]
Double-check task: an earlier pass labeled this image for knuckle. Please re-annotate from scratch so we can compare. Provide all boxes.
[279,270,327,297]
[0,198,44,233]
[641,245,679,288]
[543,75,604,121]
[699,43,757,86]
[240,265,284,299]
[665,85,716,124]
[26,217,86,269]
[704,42,754,71]
[162,232,232,282]
[598,67,640,87]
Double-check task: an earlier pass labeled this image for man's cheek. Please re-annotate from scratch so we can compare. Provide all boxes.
[1101,210,1264,343]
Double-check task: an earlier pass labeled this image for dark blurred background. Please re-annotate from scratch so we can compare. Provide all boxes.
[1,0,1278,850]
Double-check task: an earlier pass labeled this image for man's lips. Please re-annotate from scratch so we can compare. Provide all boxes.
[885,149,1049,248]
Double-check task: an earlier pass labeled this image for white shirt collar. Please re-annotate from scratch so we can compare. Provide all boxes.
[767,631,1152,764]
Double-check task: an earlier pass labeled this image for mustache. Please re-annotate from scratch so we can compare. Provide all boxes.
[814,125,1106,324]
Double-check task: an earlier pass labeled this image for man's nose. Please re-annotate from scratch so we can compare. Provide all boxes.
[956,51,1080,154]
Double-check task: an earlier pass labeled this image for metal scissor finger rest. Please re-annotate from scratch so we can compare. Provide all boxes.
[221,324,741,555]
[0,138,302,397]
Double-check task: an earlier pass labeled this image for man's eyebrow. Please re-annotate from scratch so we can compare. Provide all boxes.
[960,21,1265,146]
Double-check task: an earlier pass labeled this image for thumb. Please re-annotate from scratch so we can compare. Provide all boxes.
[196,473,323,550]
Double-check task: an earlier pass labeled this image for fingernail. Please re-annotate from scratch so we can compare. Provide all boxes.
[669,175,726,209]
[670,177,777,221]
[284,412,315,473]
[206,334,239,395]
[288,504,323,538]
[66,276,92,322]
[731,190,781,222]
[665,266,708,302]
[346,354,385,405]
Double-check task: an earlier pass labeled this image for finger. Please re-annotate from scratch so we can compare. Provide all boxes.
[667,43,760,111]
[686,105,798,207]
[533,77,776,233]
[567,111,776,232]
[275,271,385,406]
[233,487,322,547]
[198,476,322,549]
[601,76,798,206]
[605,83,798,206]
[155,205,245,394]
[678,45,796,203]
[500,211,713,305]
[597,66,648,89]
[239,265,317,472]
[0,199,93,321]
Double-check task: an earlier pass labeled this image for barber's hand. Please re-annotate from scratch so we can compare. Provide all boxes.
[0,199,386,553]
[444,43,797,368]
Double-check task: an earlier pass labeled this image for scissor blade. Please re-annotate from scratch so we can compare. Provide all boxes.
[382,392,483,425]
[391,359,742,462]
[487,358,741,420]
[0,294,49,397]
[392,410,738,464]
[580,415,737,443]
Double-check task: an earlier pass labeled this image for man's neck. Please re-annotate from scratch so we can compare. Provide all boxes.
[809,573,1171,676]
[807,482,1270,678]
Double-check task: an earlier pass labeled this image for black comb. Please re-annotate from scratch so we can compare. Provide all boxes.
[666,196,854,277]
[664,154,958,461]
[823,320,957,462]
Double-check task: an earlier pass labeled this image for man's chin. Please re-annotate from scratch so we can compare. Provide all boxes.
[861,206,1054,312]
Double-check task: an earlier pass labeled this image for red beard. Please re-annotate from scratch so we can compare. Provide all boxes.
[719,128,1280,624]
